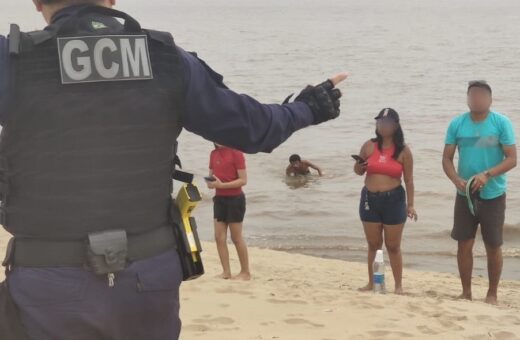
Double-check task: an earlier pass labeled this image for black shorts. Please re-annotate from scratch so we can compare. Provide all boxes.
[452,194,505,248]
[359,186,407,225]
[213,194,246,223]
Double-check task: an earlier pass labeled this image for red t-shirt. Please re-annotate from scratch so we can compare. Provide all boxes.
[209,147,246,197]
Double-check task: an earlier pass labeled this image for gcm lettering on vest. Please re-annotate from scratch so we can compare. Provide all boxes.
[57,35,153,84]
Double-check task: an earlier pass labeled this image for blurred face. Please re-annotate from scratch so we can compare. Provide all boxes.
[376,118,398,138]
[467,87,492,114]
[291,160,301,167]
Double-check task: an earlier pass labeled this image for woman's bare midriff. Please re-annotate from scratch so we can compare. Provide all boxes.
[365,174,402,192]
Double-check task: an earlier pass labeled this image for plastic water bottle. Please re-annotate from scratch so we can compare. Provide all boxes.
[373,249,386,294]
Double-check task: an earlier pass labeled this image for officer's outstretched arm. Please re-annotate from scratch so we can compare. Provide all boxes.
[179,48,347,154]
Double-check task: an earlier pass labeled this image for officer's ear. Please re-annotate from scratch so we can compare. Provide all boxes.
[108,0,116,7]
[32,0,43,12]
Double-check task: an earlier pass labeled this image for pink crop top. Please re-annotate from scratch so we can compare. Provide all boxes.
[366,142,403,179]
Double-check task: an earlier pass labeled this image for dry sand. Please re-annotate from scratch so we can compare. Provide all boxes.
[180,242,520,340]
[1,230,519,339]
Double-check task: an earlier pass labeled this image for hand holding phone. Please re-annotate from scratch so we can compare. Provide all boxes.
[351,155,366,164]
[204,176,216,182]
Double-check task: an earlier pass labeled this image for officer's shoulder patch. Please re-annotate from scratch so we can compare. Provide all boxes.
[57,34,153,84]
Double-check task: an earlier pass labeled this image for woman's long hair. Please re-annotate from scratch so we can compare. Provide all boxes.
[372,123,405,160]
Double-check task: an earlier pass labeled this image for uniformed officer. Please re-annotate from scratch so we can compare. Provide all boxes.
[0,0,347,339]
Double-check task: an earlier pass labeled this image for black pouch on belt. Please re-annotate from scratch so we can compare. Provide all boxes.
[87,230,128,275]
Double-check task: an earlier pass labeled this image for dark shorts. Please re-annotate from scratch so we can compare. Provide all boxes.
[452,193,506,247]
[359,186,407,225]
[214,193,246,223]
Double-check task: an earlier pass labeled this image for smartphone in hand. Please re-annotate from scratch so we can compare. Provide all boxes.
[351,155,366,164]
[204,176,216,182]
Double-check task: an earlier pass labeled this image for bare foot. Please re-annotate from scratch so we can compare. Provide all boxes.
[485,295,498,306]
[358,284,373,292]
[217,272,232,280]
[232,272,251,281]
[394,287,404,295]
[456,292,472,301]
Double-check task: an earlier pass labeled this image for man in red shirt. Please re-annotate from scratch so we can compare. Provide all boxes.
[207,144,250,280]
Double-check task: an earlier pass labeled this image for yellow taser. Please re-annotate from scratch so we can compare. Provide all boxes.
[172,183,204,281]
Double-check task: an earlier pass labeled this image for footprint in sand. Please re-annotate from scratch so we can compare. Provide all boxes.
[267,298,308,305]
[489,331,519,340]
[425,290,439,298]
[437,317,464,331]
[193,317,235,325]
[284,318,324,328]
[183,324,211,332]
[214,287,252,296]
[367,330,414,338]
[503,315,520,325]
[417,325,438,335]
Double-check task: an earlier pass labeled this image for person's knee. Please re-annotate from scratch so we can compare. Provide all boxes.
[385,242,401,255]
[368,240,383,251]
[230,233,244,245]
[485,243,502,255]
[214,232,227,244]
[458,239,474,253]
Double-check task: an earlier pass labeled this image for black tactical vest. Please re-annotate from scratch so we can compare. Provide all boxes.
[0,6,184,240]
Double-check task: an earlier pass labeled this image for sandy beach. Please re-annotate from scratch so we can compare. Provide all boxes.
[1,231,520,339]
[179,242,520,340]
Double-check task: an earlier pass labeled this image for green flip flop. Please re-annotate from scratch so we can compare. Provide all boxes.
[465,176,480,216]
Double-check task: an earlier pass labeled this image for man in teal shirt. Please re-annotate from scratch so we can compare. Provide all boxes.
[443,81,517,305]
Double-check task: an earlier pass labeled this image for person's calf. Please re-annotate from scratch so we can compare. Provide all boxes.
[484,244,502,305]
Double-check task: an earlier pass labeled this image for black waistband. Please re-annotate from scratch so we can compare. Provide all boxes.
[364,186,404,197]
[6,225,176,268]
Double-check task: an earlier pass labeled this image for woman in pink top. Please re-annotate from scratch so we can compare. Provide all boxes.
[353,108,417,294]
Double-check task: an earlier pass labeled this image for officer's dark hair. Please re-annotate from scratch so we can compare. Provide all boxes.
[40,0,104,5]
[289,154,301,163]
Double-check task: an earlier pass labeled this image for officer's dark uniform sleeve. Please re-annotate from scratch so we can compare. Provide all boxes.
[178,48,315,154]
[0,35,8,126]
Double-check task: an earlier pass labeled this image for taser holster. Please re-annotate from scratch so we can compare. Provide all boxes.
[170,176,204,281]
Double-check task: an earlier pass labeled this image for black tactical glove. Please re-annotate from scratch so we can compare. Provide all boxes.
[284,79,343,125]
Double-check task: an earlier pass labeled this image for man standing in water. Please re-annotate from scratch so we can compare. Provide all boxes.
[442,81,517,305]
[207,144,250,280]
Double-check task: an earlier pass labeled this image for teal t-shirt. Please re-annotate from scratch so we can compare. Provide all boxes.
[445,111,516,199]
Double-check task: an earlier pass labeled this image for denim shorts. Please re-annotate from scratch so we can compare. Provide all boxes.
[359,186,407,225]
